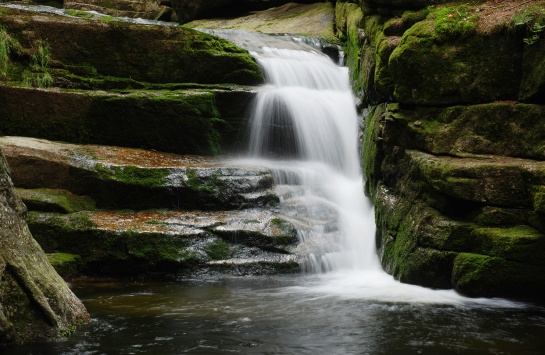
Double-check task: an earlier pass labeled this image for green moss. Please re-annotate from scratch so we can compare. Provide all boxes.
[204,239,230,260]
[47,252,80,266]
[429,5,478,41]
[362,104,385,198]
[389,21,521,105]
[95,164,169,188]
[335,2,364,95]
[534,186,545,214]
[65,9,95,19]
[471,225,545,265]
[185,168,226,196]
[17,188,97,213]
[452,252,545,298]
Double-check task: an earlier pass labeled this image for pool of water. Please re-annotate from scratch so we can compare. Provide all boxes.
[3,275,545,354]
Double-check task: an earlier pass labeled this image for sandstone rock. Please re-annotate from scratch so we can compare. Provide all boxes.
[0,85,255,155]
[28,209,299,277]
[0,8,263,85]
[0,136,278,210]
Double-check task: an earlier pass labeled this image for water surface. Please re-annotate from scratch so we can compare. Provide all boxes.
[3,276,544,354]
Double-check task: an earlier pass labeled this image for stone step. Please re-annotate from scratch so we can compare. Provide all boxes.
[1,136,278,211]
[0,84,255,156]
[408,149,545,209]
[29,209,299,277]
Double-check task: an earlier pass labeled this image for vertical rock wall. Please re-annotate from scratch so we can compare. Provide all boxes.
[337,0,545,300]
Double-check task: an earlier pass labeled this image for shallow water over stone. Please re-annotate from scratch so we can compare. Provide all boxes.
[2,276,544,354]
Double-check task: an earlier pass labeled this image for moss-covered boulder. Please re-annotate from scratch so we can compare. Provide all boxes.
[0,136,278,211]
[381,102,545,160]
[452,252,545,299]
[0,150,89,343]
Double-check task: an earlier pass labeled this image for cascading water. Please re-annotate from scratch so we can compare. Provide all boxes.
[201,30,520,305]
[246,43,379,274]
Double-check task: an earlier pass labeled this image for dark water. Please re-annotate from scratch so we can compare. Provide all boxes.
[3,276,545,355]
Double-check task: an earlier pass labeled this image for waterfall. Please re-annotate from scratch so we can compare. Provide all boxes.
[195,30,527,306]
[233,35,381,273]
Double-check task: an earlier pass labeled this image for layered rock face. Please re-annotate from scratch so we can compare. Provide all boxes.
[0,6,302,283]
[337,0,545,300]
[0,5,294,343]
[0,151,89,343]
[0,7,262,155]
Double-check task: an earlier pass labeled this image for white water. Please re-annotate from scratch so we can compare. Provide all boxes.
[210,32,525,307]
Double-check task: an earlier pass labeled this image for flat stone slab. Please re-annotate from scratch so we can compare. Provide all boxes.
[0,136,278,210]
[29,209,299,277]
[409,150,545,208]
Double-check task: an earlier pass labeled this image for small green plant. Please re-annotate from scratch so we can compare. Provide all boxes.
[23,39,54,88]
[515,16,545,45]
[514,7,545,45]
[0,25,20,80]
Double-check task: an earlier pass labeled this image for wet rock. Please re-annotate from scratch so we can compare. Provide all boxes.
[28,209,299,277]
[0,136,278,210]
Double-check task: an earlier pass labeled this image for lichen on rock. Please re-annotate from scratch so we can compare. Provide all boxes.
[0,150,89,343]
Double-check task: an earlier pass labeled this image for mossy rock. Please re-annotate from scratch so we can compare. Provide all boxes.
[389,18,521,105]
[17,188,96,213]
[47,252,81,278]
[534,186,545,214]
[28,210,298,277]
[335,1,364,96]
[361,104,386,198]
[1,136,278,211]
[452,252,545,299]
[375,188,461,289]
[384,102,545,160]
[0,86,223,155]
[0,9,264,86]
[470,225,545,265]
[520,36,545,103]
[410,150,545,208]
